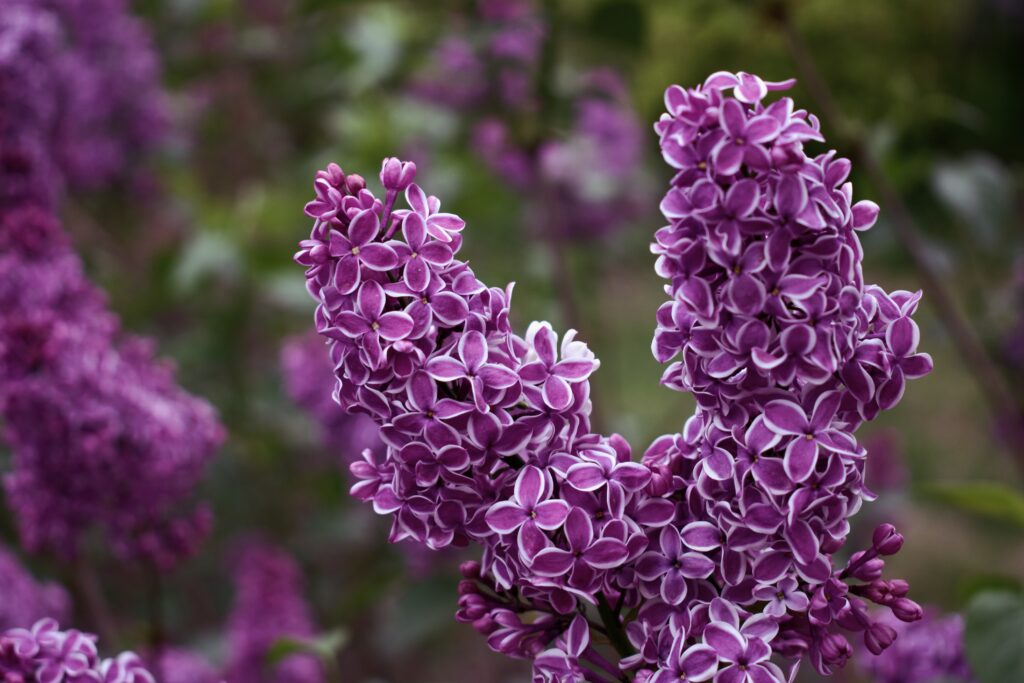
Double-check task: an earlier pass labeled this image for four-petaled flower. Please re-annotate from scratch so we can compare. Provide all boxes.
[334,280,415,369]
[328,208,399,294]
[425,330,519,412]
[485,466,570,559]
[636,525,716,604]
[519,323,598,411]
[531,507,629,586]
[763,391,857,482]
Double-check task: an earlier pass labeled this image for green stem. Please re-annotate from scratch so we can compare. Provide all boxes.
[595,593,634,661]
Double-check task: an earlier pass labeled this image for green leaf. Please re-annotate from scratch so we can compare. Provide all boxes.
[267,629,348,666]
[916,481,1024,529]
[964,591,1024,683]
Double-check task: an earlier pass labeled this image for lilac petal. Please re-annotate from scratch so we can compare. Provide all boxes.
[704,623,745,662]
[543,375,573,411]
[719,98,747,138]
[531,548,575,576]
[584,538,628,569]
[427,213,465,237]
[680,644,719,680]
[679,552,716,578]
[437,445,470,471]
[376,311,414,340]
[359,243,399,271]
[887,316,919,357]
[405,183,428,214]
[784,437,818,483]
[335,311,371,336]
[774,174,808,217]
[764,400,808,435]
[659,525,683,558]
[728,274,767,316]
[566,462,606,491]
[714,141,744,176]
[425,356,467,381]
[781,325,816,355]
[518,361,548,383]
[662,569,689,605]
[430,292,469,325]
[745,417,781,453]
[485,501,527,534]
[744,115,781,143]
[565,615,590,657]
[681,278,715,320]
[418,241,454,266]
[704,447,735,481]
[459,330,488,372]
[809,391,841,431]
[532,325,558,366]
[786,519,820,565]
[715,666,746,683]
[725,179,760,217]
[682,521,722,551]
[611,462,651,491]
[403,255,430,292]
[753,457,792,494]
[348,208,380,246]
[552,359,596,380]
[333,255,361,294]
[635,552,671,580]
[851,200,880,230]
[752,551,791,583]
[514,466,546,507]
[479,363,519,389]
[747,666,779,683]
[533,499,570,530]
[564,508,594,551]
[358,280,386,320]
[901,353,933,378]
[402,211,427,249]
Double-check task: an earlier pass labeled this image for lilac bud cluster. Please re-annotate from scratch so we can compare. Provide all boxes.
[0,0,166,208]
[226,543,323,683]
[297,68,931,680]
[0,544,70,631]
[0,618,155,683]
[857,610,974,683]
[280,332,381,464]
[0,205,224,570]
[412,1,648,240]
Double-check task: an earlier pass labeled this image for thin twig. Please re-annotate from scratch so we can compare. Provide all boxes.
[772,1,1024,478]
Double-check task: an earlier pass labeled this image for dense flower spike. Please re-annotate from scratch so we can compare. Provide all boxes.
[0,618,156,682]
[298,70,930,682]
[226,543,323,683]
[0,0,166,208]
[0,544,70,631]
[412,1,648,240]
[0,206,224,570]
[857,610,974,683]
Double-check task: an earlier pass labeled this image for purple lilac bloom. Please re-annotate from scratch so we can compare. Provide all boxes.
[0,0,166,208]
[858,610,974,683]
[0,618,156,682]
[0,206,224,571]
[413,3,648,241]
[296,75,930,680]
[281,332,381,464]
[226,543,323,683]
[0,545,70,631]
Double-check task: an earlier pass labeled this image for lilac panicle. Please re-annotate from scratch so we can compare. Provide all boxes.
[297,72,929,682]
[0,0,166,209]
[0,618,156,682]
[0,206,224,571]
[0,544,70,631]
[226,543,323,683]
[857,610,974,683]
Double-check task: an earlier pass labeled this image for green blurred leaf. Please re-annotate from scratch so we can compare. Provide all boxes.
[965,591,1024,683]
[917,481,1024,529]
[267,628,348,666]
[586,0,647,51]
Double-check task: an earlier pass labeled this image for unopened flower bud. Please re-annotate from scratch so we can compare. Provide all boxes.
[890,597,923,622]
[872,523,904,555]
[460,560,482,579]
[379,157,416,191]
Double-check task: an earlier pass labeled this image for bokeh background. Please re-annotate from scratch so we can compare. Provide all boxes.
[4,0,1024,681]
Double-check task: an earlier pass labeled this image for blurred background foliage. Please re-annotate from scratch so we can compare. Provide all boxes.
[39,0,1024,680]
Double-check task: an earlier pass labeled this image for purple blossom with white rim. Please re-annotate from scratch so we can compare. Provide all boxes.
[485,466,570,549]
[333,280,415,369]
[519,322,599,411]
[327,209,398,294]
[762,391,858,482]
[530,507,629,586]
[425,330,520,413]
[649,640,719,683]
[636,526,716,605]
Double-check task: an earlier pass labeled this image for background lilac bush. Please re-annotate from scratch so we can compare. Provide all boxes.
[1,0,1023,682]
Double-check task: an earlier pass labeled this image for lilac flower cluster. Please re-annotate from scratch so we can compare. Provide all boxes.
[0,544,69,631]
[281,332,381,464]
[0,205,224,570]
[0,618,155,683]
[297,73,930,682]
[413,1,647,240]
[858,610,974,683]
[226,543,323,683]
[0,0,166,208]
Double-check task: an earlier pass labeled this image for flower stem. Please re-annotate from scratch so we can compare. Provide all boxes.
[771,0,1024,478]
[595,592,634,661]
